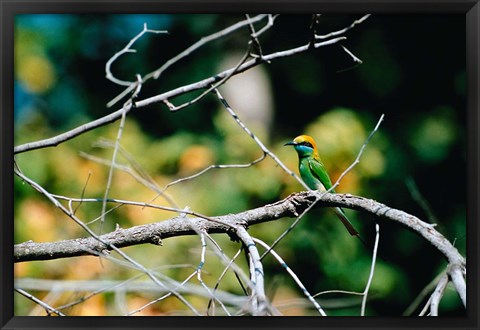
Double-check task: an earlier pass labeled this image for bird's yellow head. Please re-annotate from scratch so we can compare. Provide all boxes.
[284,134,319,158]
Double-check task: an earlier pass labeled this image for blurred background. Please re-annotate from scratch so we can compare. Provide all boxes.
[14,14,466,316]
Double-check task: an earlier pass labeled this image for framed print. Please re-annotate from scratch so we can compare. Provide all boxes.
[1,1,478,329]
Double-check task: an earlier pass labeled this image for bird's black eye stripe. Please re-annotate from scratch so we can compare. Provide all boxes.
[299,141,313,148]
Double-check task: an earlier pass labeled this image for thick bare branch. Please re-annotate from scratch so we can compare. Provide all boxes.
[15,191,465,270]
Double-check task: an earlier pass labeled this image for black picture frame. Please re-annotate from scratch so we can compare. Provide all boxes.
[1,1,478,329]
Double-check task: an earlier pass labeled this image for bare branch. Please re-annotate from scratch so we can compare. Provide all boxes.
[253,238,327,316]
[15,288,66,316]
[448,263,466,307]
[336,44,364,73]
[157,153,266,195]
[429,274,449,316]
[158,14,275,111]
[125,270,198,316]
[214,88,309,190]
[14,191,465,269]
[99,76,142,233]
[192,228,231,315]
[15,277,246,312]
[163,45,252,112]
[340,44,363,64]
[245,14,264,59]
[235,227,268,315]
[80,141,178,208]
[315,14,371,40]
[402,270,447,316]
[330,113,384,193]
[250,14,278,38]
[14,163,202,315]
[207,248,245,315]
[106,15,272,107]
[105,24,167,87]
[14,37,347,155]
[361,223,380,316]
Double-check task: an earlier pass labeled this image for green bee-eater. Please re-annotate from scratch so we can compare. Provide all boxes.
[285,134,359,237]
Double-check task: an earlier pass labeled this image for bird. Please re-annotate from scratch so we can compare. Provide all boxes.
[284,134,360,237]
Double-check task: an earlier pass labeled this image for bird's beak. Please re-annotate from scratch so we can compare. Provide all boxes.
[284,141,296,146]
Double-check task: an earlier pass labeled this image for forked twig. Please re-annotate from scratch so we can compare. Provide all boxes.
[106,24,167,87]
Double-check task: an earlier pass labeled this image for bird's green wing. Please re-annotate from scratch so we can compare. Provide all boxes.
[307,157,335,192]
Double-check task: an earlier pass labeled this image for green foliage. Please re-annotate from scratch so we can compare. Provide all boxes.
[408,106,459,163]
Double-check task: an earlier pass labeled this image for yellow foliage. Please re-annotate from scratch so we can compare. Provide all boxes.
[271,286,307,316]
[19,200,57,243]
[178,145,215,175]
[77,294,107,316]
[16,55,56,94]
[64,256,112,280]
[128,296,162,316]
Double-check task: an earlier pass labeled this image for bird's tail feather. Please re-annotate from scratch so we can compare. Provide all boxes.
[334,207,389,261]
[334,207,370,248]
[334,207,359,236]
